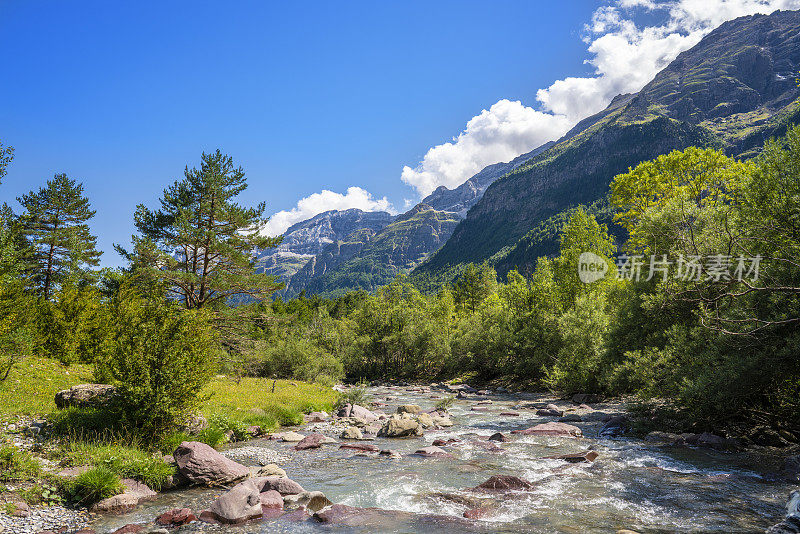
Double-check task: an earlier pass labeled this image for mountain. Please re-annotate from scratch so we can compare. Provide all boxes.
[256,208,393,280]
[421,140,555,216]
[285,204,460,298]
[416,9,800,278]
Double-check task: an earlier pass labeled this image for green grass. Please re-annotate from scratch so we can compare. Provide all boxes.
[199,376,337,432]
[0,445,41,482]
[58,441,175,490]
[66,467,123,505]
[0,357,92,420]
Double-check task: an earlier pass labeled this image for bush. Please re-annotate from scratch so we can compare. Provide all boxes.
[435,395,455,412]
[94,284,217,435]
[335,384,369,410]
[68,467,123,505]
[255,334,343,383]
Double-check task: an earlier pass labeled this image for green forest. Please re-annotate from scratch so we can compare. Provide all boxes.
[2,126,799,444]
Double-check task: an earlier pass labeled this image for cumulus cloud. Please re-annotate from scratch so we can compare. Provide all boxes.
[261,186,394,236]
[401,99,572,197]
[403,0,799,197]
[538,0,800,121]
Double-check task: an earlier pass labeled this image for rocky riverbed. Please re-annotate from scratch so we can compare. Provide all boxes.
[6,384,800,534]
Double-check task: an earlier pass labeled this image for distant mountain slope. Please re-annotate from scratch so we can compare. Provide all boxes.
[256,208,392,280]
[288,204,460,298]
[417,9,800,277]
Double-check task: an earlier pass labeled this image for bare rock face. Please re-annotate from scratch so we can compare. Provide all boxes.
[173,441,250,486]
[206,479,263,524]
[55,384,116,409]
[512,422,582,438]
[472,475,533,492]
[91,479,156,514]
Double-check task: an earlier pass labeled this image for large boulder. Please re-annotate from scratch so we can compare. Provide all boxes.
[473,475,533,492]
[91,479,156,514]
[378,414,423,438]
[173,441,250,486]
[350,404,378,423]
[55,384,116,409]
[512,422,582,438]
[206,479,262,524]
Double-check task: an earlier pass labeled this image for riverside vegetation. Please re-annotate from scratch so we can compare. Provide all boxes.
[0,123,799,530]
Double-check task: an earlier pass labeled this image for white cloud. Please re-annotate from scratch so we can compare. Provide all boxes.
[261,186,394,236]
[537,0,800,121]
[403,0,800,198]
[401,99,572,197]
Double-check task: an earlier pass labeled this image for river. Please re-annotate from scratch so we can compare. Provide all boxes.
[93,385,795,533]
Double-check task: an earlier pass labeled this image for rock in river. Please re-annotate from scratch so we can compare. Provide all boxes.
[377,414,423,437]
[205,479,263,524]
[512,422,582,438]
[473,475,533,492]
[174,441,250,486]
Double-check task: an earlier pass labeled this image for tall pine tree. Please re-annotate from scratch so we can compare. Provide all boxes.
[122,149,282,308]
[18,173,101,300]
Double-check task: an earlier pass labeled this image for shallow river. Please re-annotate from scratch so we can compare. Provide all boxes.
[93,385,795,533]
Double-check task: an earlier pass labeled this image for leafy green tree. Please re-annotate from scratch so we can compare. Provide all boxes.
[18,174,101,300]
[453,263,497,314]
[123,150,282,308]
[95,282,217,435]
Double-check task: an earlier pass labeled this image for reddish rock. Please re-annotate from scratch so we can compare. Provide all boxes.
[294,433,325,451]
[488,432,509,442]
[340,443,379,452]
[257,476,305,496]
[173,441,250,486]
[545,450,599,463]
[512,422,582,438]
[155,508,197,526]
[463,506,495,519]
[412,446,451,458]
[111,525,143,534]
[206,479,263,524]
[499,411,520,417]
[473,475,533,492]
[472,440,504,452]
[431,438,460,447]
[259,489,284,509]
[198,510,219,524]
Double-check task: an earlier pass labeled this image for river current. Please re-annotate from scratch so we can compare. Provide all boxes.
[93,385,795,533]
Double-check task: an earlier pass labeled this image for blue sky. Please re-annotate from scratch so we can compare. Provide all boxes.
[1,0,794,266]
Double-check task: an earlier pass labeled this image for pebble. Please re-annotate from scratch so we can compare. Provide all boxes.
[0,505,92,534]
[221,446,290,466]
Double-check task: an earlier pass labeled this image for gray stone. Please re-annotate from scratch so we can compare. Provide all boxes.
[173,441,250,486]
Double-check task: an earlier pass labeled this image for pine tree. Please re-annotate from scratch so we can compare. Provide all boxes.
[122,149,282,308]
[0,139,13,186]
[18,173,101,300]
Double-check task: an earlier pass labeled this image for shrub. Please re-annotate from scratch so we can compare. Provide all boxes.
[335,384,369,410]
[94,284,217,435]
[435,395,455,412]
[68,467,123,505]
[255,334,343,383]
[60,441,175,491]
